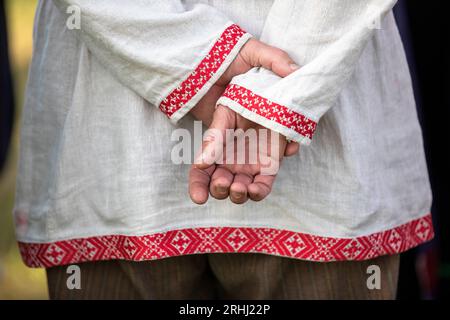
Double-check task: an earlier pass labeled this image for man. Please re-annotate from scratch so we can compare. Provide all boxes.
[15,0,433,299]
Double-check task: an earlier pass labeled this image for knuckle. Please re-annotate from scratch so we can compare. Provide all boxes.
[271,48,288,59]
[278,52,291,62]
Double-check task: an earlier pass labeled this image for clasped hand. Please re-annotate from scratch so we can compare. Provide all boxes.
[188,39,300,205]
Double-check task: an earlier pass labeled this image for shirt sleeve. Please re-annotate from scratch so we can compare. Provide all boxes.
[216,0,397,145]
[52,0,252,123]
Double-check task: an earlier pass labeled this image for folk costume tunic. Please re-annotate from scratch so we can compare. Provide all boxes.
[15,0,433,267]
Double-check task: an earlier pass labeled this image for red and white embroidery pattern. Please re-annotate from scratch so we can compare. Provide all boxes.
[159,24,246,118]
[222,84,318,139]
[19,214,433,268]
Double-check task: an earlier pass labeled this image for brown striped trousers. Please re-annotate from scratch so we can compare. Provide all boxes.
[47,253,399,300]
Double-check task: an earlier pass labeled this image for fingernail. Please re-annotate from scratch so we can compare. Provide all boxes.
[217,185,227,194]
[289,63,300,70]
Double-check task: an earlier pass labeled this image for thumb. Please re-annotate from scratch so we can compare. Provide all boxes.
[194,105,235,169]
[241,39,300,78]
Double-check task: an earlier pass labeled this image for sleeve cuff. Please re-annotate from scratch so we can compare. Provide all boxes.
[158,24,252,124]
[216,84,318,145]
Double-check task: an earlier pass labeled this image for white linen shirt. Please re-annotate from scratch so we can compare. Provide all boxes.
[15,0,434,268]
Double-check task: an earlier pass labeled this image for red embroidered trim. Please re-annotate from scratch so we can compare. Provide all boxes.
[222,84,318,140]
[159,24,246,118]
[19,214,433,268]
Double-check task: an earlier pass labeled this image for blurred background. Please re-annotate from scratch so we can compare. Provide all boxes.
[0,0,448,300]
[0,0,47,299]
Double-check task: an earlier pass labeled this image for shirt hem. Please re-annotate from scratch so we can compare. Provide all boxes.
[18,213,434,268]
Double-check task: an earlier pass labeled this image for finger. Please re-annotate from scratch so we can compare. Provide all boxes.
[248,174,276,201]
[243,40,300,78]
[230,173,253,204]
[195,105,235,170]
[190,84,225,127]
[284,142,300,157]
[210,166,234,200]
[189,165,216,205]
